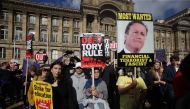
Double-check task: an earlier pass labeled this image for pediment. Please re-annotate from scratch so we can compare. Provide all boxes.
[101,17,115,24]
[178,20,190,25]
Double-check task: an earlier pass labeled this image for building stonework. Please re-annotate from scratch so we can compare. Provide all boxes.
[154,8,190,61]
[0,0,189,64]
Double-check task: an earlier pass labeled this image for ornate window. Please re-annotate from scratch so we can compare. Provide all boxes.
[73,19,79,28]
[0,47,6,58]
[29,15,36,24]
[51,31,58,42]
[51,49,58,60]
[1,11,8,21]
[63,32,68,43]
[41,16,47,25]
[52,18,58,26]
[13,48,21,59]
[15,27,22,41]
[0,26,8,40]
[40,30,47,42]
[15,13,22,22]
[63,18,69,27]
[72,32,79,44]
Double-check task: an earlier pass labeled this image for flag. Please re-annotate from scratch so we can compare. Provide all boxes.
[22,59,40,76]
[53,55,64,63]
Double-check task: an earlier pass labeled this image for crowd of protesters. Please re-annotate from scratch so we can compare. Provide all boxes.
[1,51,190,109]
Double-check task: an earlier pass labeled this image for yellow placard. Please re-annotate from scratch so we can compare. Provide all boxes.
[33,81,53,109]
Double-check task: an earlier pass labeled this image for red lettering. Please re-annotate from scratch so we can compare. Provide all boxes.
[82,37,97,44]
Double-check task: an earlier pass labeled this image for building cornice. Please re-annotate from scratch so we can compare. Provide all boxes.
[2,0,82,18]
[165,8,190,24]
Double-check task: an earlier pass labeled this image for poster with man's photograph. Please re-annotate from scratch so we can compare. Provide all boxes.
[117,12,154,67]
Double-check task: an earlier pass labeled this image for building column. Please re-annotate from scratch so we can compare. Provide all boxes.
[177,31,181,51]
[8,10,13,42]
[186,31,190,52]
[22,12,27,42]
[47,15,52,62]
[58,17,63,44]
[20,12,27,60]
[82,14,86,33]
[7,10,13,60]
[69,18,73,45]
[35,13,40,42]
[93,15,98,33]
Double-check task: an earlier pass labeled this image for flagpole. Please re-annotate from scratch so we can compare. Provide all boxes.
[24,58,29,95]
[47,31,49,64]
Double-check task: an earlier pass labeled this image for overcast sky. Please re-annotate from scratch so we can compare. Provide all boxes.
[133,0,190,20]
[31,0,190,20]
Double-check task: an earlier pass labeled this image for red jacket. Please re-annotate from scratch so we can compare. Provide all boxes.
[173,70,190,98]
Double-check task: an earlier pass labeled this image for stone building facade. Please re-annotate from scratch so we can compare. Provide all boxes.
[0,0,189,64]
[154,8,190,61]
[0,0,133,63]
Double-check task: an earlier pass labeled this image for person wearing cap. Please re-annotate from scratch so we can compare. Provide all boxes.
[71,62,87,109]
[27,64,50,109]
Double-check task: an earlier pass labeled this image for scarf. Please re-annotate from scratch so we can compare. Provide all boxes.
[84,78,103,89]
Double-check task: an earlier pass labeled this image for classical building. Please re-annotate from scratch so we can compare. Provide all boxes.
[154,8,190,61]
[0,0,134,63]
[0,0,189,64]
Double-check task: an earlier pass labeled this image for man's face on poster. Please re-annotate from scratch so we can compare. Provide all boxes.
[124,23,147,53]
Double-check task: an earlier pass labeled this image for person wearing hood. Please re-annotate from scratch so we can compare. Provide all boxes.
[71,62,87,109]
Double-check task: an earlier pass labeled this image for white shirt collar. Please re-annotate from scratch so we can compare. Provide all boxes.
[124,47,132,53]
[124,47,141,53]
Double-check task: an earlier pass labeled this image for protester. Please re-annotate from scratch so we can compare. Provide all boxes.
[0,62,12,108]
[23,65,37,109]
[83,68,110,109]
[71,62,87,109]
[102,59,120,109]
[27,64,50,109]
[146,61,166,109]
[163,55,180,109]
[116,69,147,109]
[45,62,79,109]
[173,54,190,109]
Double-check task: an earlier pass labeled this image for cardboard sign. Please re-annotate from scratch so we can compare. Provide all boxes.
[33,81,53,109]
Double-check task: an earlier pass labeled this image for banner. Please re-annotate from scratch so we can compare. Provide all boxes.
[33,81,53,109]
[155,49,166,62]
[104,38,110,57]
[80,33,106,68]
[26,33,33,58]
[117,12,154,67]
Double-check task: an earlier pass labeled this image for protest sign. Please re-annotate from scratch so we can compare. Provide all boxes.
[33,81,53,109]
[80,33,106,68]
[117,12,154,67]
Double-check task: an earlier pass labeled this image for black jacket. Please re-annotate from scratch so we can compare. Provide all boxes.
[45,75,79,109]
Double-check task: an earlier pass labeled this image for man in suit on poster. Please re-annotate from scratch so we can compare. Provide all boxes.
[119,21,148,54]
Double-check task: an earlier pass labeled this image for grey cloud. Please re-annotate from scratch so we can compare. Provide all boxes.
[133,0,190,20]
